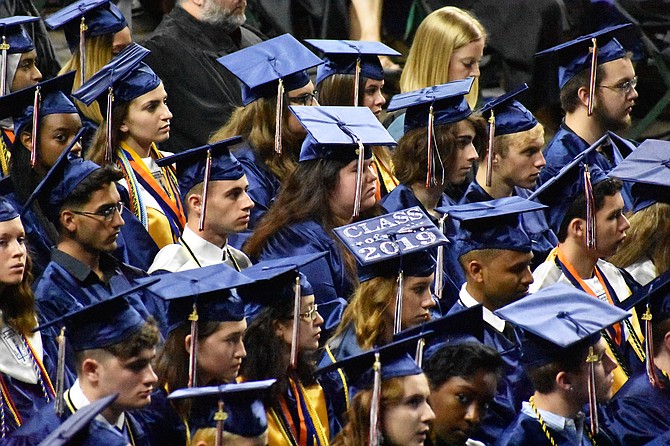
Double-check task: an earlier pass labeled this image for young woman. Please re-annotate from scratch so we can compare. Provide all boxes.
[0,197,57,437]
[76,44,186,249]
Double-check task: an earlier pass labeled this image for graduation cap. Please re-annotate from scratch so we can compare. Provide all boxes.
[535,24,635,115]
[136,263,255,387]
[495,282,630,435]
[436,196,545,258]
[168,379,275,442]
[217,34,323,155]
[0,16,38,96]
[387,78,474,188]
[393,304,484,367]
[44,0,127,86]
[0,71,78,167]
[155,136,244,231]
[0,195,19,222]
[35,279,156,416]
[291,105,396,217]
[239,252,325,369]
[335,206,447,334]
[608,138,670,212]
[315,334,424,445]
[529,133,611,249]
[72,42,157,164]
[37,394,120,446]
[306,39,400,105]
[477,84,538,187]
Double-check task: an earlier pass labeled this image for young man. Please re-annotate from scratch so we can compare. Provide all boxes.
[148,138,254,273]
[4,287,160,445]
[496,284,626,446]
[444,196,544,444]
[461,86,556,265]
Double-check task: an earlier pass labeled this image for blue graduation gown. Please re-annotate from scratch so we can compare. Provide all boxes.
[460,181,558,266]
[0,372,56,438]
[257,220,348,335]
[448,301,533,444]
[133,388,187,446]
[380,183,463,311]
[601,368,670,446]
[497,412,594,446]
[228,143,282,250]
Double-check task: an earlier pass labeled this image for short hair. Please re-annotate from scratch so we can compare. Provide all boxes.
[481,122,544,160]
[560,65,605,113]
[424,342,503,389]
[526,341,590,393]
[458,248,503,272]
[60,165,124,212]
[556,177,623,242]
[652,317,670,355]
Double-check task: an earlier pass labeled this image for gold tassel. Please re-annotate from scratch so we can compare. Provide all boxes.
[54,327,66,417]
[393,270,404,335]
[486,110,495,187]
[586,346,599,435]
[79,17,88,87]
[0,36,9,96]
[290,275,301,370]
[369,352,382,446]
[275,78,284,155]
[353,57,361,107]
[213,399,227,446]
[198,148,213,231]
[187,303,199,388]
[642,306,663,388]
[30,86,40,168]
[105,87,114,165]
[588,38,598,116]
[352,140,365,218]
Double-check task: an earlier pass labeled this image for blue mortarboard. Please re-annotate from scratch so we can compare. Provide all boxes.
[37,394,119,446]
[0,196,19,222]
[0,71,78,136]
[45,0,127,53]
[168,379,275,439]
[495,283,629,368]
[0,16,37,55]
[387,78,474,133]
[217,34,323,105]
[136,263,255,334]
[437,196,545,258]
[478,84,538,137]
[305,39,401,85]
[334,206,447,281]
[535,24,635,89]
[608,138,670,212]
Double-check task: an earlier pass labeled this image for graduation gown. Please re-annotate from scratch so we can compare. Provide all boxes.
[497,412,594,446]
[133,388,187,446]
[143,6,264,152]
[460,180,558,266]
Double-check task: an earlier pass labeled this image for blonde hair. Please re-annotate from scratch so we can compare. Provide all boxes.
[608,202,670,276]
[400,6,486,107]
[488,122,545,159]
[59,33,119,125]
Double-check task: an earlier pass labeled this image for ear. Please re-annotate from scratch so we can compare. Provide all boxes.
[119,122,129,133]
[81,358,101,384]
[663,331,670,353]
[273,319,287,339]
[576,86,591,109]
[20,131,32,153]
[184,334,193,355]
[567,217,584,239]
[466,259,485,283]
[187,193,202,216]
[555,370,575,393]
[59,210,78,233]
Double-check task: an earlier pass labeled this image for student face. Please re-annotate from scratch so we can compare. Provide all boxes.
[477,250,534,310]
[195,319,247,384]
[594,191,629,258]
[121,82,172,152]
[277,294,324,353]
[448,39,484,81]
[385,274,436,331]
[572,339,617,404]
[429,370,498,446]
[199,177,254,242]
[382,374,435,446]
[495,127,546,189]
[362,78,386,116]
[593,58,638,132]
[111,27,132,56]
[11,50,41,92]
[286,80,317,138]
[33,113,83,176]
[329,157,378,222]
[0,217,27,287]
[98,347,158,410]
[66,182,125,253]
[446,120,478,186]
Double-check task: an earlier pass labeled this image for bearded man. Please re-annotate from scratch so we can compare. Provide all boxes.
[143,0,263,152]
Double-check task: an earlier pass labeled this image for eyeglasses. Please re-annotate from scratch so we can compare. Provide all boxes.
[288,91,318,106]
[299,304,319,321]
[71,202,124,222]
[597,76,638,94]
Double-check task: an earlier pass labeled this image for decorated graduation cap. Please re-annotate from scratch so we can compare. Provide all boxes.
[136,263,255,387]
[239,252,325,369]
[495,282,630,435]
[0,16,38,96]
[535,23,635,115]
[0,71,78,167]
[37,394,119,446]
[0,196,18,222]
[306,39,400,104]
[73,42,158,164]
[478,84,538,187]
[291,105,396,217]
[217,34,322,155]
[168,379,276,443]
[35,280,155,416]
[436,196,545,258]
[334,206,447,334]
[393,304,484,367]
[387,78,474,188]
[608,138,670,213]
[155,136,244,231]
[316,334,424,445]
[529,133,611,249]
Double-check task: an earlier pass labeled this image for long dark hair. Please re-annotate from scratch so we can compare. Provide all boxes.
[1,249,36,336]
